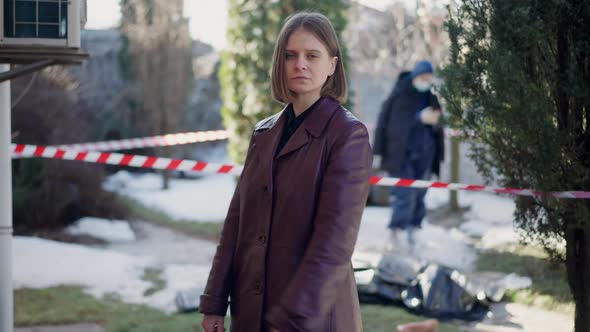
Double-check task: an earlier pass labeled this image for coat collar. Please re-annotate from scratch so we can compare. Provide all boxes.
[252,97,341,160]
[254,97,341,138]
[302,97,341,138]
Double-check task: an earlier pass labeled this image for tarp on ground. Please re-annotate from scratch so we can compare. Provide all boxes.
[354,253,522,321]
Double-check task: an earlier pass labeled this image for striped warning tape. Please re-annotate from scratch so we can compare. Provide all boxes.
[12,144,242,175]
[369,176,590,199]
[12,130,229,158]
[10,143,590,199]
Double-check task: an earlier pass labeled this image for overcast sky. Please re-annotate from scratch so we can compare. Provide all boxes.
[86,0,439,50]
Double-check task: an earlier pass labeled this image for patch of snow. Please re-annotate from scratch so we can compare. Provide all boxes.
[105,221,217,266]
[356,207,476,271]
[413,222,476,271]
[13,237,151,304]
[471,302,573,332]
[460,219,495,238]
[424,188,451,210]
[66,217,136,242]
[104,171,235,222]
[353,250,384,269]
[497,273,532,291]
[462,192,516,225]
[480,227,521,249]
[13,235,215,313]
[142,264,211,313]
[102,170,135,191]
[426,188,522,248]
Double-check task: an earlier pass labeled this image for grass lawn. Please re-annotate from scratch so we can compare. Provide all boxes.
[361,305,461,332]
[476,244,574,314]
[15,287,461,332]
[15,286,199,332]
[120,196,224,241]
[142,268,166,297]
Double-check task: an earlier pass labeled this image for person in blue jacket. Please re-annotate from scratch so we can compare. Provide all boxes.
[373,60,444,250]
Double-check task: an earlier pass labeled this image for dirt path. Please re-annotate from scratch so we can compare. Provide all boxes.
[462,303,573,332]
[106,221,217,266]
[15,324,105,332]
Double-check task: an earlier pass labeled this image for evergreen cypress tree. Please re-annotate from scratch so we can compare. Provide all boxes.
[220,0,351,163]
[441,1,590,330]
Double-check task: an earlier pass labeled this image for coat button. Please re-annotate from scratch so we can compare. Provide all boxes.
[263,186,269,193]
[258,235,267,244]
[253,281,263,294]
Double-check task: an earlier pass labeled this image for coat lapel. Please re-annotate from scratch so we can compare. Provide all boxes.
[251,109,286,188]
[275,97,341,160]
[275,126,309,159]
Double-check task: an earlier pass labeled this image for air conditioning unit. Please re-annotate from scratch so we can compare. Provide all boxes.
[0,0,87,48]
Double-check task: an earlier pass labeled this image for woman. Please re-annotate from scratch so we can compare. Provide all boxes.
[200,12,372,332]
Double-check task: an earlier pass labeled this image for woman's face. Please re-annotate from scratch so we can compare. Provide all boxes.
[284,28,337,101]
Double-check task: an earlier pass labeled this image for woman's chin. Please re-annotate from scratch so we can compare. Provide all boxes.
[288,88,320,99]
[288,86,307,94]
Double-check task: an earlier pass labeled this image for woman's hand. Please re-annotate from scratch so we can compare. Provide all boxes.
[202,315,225,332]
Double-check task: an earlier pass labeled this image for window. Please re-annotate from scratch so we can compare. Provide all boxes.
[3,0,68,39]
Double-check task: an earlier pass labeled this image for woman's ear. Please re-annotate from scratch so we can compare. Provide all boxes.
[330,56,338,76]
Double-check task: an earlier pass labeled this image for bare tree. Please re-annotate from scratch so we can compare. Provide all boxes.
[120,0,193,189]
[386,1,449,71]
[346,1,449,78]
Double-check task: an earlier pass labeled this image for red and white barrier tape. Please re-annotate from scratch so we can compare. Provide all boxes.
[369,176,590,199]
[10,143,590,199]
[12,144,242,175]
[12,130,229,158]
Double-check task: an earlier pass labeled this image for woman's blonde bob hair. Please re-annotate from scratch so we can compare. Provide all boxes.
[271,12,347,104]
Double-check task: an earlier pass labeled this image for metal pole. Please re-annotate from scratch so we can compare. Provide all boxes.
[0,63,14,332]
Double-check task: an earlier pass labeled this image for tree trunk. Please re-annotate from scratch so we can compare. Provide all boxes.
[565,225,590,332]
[449,137,460,212]
[161,169,170,190]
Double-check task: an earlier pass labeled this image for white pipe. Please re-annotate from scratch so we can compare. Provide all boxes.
[68,0,81,48]
[0,63,14,332]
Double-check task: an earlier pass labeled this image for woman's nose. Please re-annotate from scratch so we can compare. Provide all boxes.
[295,56,307,70]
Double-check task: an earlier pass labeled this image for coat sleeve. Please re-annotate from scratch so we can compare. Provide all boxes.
[373,89,395,156]
[430,93,445,168]
[199,137,254,316]
[266,123,372,331]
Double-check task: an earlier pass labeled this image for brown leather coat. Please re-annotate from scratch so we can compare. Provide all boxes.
[200,97,372,332]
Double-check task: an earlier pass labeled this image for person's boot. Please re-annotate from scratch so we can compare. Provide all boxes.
[386,229,397,251]
[393,228,411,253]
[407,226,416,253]
[387,228,406,252]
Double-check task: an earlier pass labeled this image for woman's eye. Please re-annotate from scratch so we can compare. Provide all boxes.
[307,54,318,59]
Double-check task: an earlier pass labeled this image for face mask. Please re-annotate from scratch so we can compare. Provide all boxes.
[413,80,433,92]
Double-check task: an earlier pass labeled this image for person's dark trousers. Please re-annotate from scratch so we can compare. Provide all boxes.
[388,149,435,230]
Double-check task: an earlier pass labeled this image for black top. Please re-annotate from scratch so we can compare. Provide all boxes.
[275,98,322,156]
